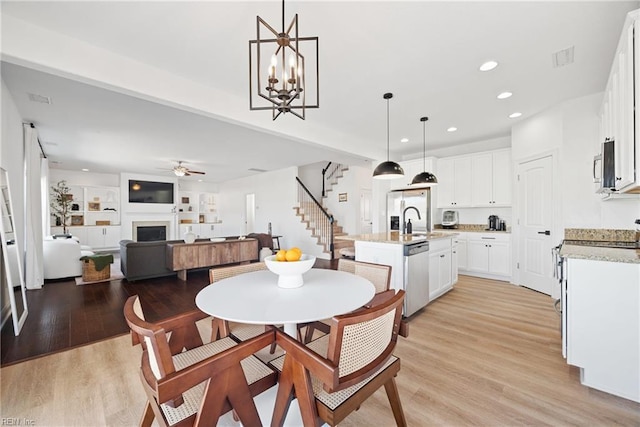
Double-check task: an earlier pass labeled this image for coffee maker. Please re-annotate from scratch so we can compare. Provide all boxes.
[488,215,499,231]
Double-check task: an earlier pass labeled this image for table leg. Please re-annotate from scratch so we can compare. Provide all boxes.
[283,323,297,338]
[177,270,187,281]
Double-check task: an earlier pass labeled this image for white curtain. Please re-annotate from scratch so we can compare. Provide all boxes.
[41,159,50,234]
[23,124,44,290]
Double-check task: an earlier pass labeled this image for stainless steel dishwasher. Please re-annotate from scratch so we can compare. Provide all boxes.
[403,240,430,317]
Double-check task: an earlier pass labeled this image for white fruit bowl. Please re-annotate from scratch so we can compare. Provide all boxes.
[264,254,316,288]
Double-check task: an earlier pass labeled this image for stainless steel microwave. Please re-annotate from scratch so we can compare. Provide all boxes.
[594,139,616,193]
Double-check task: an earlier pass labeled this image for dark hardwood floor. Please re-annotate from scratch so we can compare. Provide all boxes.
[0,259,335,366]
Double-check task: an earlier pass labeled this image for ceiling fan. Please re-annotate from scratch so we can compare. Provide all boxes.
[172,161,205,177]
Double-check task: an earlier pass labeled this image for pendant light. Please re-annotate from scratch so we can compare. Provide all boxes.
[411,116,438,185]
[373,93,404,179]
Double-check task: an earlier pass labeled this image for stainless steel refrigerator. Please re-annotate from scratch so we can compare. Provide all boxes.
[386,188,432,234]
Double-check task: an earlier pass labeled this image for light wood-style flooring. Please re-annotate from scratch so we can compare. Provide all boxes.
[2,275,639,425]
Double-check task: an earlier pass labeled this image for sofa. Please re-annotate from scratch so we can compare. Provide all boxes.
[43,237,95,279]
[119,238,211,281]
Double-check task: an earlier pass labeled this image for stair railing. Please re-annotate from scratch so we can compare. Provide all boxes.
[296,177,335,259]
[322,162,344,197]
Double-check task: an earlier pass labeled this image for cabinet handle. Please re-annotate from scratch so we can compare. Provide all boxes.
[616,177,622,181]
[481,237,496,240]
[440,254,445,258]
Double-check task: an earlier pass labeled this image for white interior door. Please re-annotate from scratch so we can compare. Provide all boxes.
[245,193,255,235]
[517,155,554,295]
[360,190,372,234]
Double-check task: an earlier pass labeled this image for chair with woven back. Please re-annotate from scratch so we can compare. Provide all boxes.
[270,289,407,426]
[302,259,392,343]
[209,262,280,354]
[123,295,277,427]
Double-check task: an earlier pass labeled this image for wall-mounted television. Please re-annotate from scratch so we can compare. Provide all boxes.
[128,180,174,204]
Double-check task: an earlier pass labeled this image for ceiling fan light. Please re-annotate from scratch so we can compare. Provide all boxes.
[411,171,438,186]
[373,161,405,179]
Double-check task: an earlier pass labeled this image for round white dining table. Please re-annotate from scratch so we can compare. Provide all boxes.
[195,268,376,337]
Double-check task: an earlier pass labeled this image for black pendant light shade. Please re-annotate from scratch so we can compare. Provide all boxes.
[373,93,404,179]
[411,116,438,185]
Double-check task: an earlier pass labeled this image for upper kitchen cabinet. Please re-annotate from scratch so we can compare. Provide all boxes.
[396,158,437,189]
[470,149,512,207]
[599,10,639,194]
[436,156,472,208]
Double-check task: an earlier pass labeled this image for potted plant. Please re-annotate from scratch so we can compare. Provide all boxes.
[50,180,73,234]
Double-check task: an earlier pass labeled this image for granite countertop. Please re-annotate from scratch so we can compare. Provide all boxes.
[434,224,511,234]
[337,231,456,245]
[560,244,640,264]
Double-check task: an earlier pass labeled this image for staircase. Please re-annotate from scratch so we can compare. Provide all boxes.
[295,165,354,258]
[294,201,353,256]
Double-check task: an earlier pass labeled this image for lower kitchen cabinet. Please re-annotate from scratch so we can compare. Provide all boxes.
[565,257,639,403]
[429,238,453,300]
[451,239,459,285]
[465,233,511,280]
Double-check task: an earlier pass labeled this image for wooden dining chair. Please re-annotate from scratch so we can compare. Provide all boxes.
[209,262,280,353]
[302,259,392,343]
[124,295,277,427]
[270,290,407,427]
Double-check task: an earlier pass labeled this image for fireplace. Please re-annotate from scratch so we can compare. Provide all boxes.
[133,221,170,242]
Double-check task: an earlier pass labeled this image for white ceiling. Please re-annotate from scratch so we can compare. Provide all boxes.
[1,1,638,183]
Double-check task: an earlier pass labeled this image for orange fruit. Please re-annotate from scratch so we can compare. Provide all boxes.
[275,250,287,261]
[285,249,301,262]
[290,247,302,256]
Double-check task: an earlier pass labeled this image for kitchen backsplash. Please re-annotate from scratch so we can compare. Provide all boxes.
[434,223,510,232]
[564,228,636,242]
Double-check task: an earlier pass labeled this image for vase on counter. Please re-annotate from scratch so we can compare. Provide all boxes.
[184,226,196,244]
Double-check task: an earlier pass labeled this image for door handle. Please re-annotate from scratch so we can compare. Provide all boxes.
[538,230,551,236]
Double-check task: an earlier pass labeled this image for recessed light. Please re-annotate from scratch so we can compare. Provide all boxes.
[509,112,522,118]
[198,179,203,182]
[497,92,512,99]
[400,138,409,143]
[81,168,89,172]
[447,127,457,132]
[479,61,498,71]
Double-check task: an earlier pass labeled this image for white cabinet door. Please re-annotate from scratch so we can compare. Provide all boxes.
[491,150,512,206]
[429,247,452,300]
[436,158,455,208]
[437,156,472,207]
[467,240,489,273]
[428,251,440,299]
[86,226,121,249]
[455,235,468,271]
[615,23,635,191]
[488,241,511,276]
[453,157,472,207]
[198,224,217,238]
[471,153,493,206]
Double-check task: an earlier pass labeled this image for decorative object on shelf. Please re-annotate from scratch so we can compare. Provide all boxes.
[199,214,205,223]
[96,220,111,226]
[264,254,316,288]
[188,205,193,212]
[411,116,438,186]
[373,93,404,179]
[339,193,348,202]
[88,202,100,211]
[71,215,84,226]
[71,203,80,211]
[183,226,196,244]
[249,0,319,120]
[50,180,73,233]
[181,196,190,204]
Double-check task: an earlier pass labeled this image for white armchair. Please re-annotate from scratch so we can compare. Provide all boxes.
[43,238,94,279]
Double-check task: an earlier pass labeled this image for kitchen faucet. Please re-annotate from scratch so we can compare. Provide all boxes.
[402,206,421,234]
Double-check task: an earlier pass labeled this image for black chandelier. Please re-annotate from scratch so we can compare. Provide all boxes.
[411,117,438,185]
[249,0,319,120]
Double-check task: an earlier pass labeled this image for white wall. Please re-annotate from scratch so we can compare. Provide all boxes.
[512,93,639,232]
[323,165,372,236]
[298,162,326,201]
[217,167,328,258]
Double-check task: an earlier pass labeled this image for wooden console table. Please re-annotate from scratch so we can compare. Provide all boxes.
[166,238,258,281]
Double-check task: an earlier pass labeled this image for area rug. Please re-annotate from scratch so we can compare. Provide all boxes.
[75,258,124,285]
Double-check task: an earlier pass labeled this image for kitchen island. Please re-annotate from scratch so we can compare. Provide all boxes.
[337,231,457,317]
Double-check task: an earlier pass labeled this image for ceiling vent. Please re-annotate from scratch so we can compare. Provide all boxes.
[27,93,52,104]
[552,46,575,68]
[248,168,268,173]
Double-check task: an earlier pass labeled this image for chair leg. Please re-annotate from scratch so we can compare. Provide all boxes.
[303,325,315,344]
[139,401,155,427]
[384,377,407,427]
